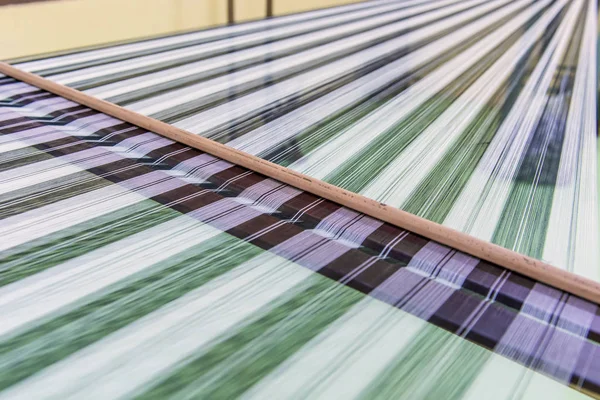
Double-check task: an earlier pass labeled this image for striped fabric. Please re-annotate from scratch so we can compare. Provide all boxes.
[1,78,600,399]
[9,0,598,280]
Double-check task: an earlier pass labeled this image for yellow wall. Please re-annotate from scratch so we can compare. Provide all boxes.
[0,0,361,60]
[235,0,265,22]
[0,0,226,60]
[273,0,362,16]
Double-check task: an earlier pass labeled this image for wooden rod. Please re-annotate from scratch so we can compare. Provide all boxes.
[2,61,599,304]
[266,0,273,17]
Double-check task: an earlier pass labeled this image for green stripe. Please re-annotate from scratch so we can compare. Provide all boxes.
[0,200,176,286]
[0,233,263,390]
[325,95,453,194]
[261,6,518,168]
[493,183,555,258]
[0,170,118,220]
[402,26,546,223]
[358,325,490,400]
[325,30,515,194]
[0,147,55,173]
[136,274,363,399]
[492,5,585,256]
[264,47,458,167]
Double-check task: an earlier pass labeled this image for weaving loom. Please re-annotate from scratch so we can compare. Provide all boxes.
[0,0,599,398]
[8,0,599,279]
[0,76,599,399]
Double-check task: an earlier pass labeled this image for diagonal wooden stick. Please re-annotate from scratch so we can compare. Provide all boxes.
[2,61,599,303]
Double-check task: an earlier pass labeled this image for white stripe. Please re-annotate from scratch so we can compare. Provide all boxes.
[0,216,223,338]
[0,171,186,252]
[221,0,530,155]
[289,0,535,179]
[55,0,436,87]
[0,252,313,400]
[0,148,122,195]
[242,297,425,399]
[132,0,493,117]
[362,0,561,206]
[444,0,582,245]
[16,0,404,72]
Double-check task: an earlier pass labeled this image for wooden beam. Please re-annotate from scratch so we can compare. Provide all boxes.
[2,61,599,304]
[227,0,234,24]
[266,0,273,17]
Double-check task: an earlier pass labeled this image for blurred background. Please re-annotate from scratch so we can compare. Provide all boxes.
[0,0,361,60]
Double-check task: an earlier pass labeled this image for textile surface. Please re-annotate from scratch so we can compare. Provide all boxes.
[10,0,599,278]
[0,77,598,398]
